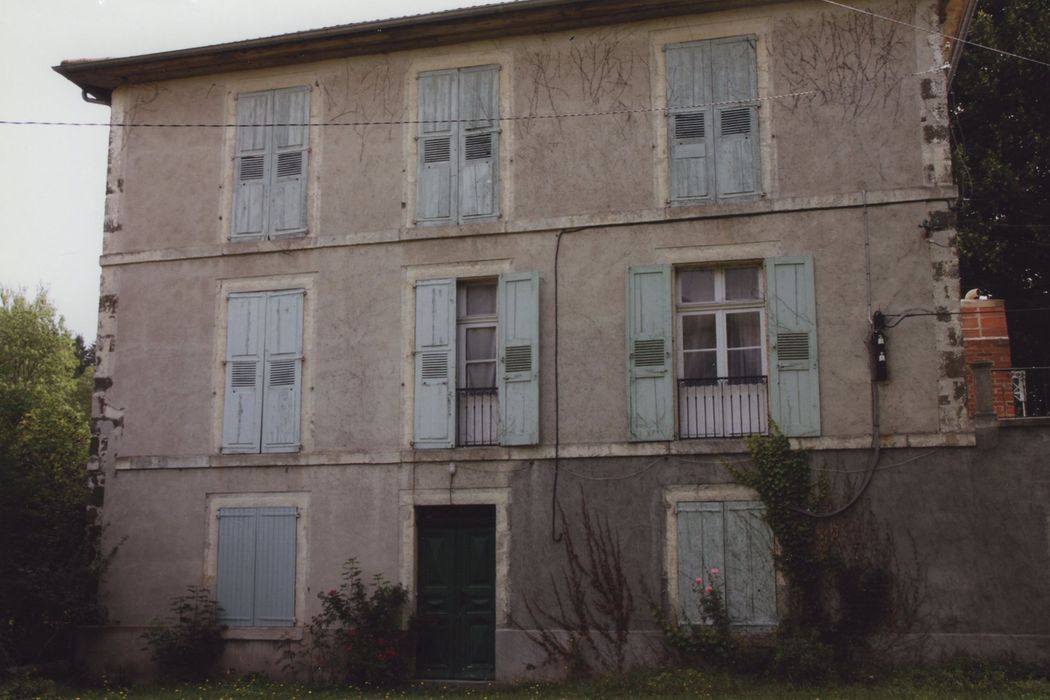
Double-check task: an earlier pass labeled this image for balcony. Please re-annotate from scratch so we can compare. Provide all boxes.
[993,367,1050,418]
[678,376,769,439]
[457,387,499,446]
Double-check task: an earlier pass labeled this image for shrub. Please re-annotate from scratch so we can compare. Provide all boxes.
[140,586,225,681]
[653,568,732,667]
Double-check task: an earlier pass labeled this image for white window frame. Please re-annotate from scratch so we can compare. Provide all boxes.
[456,279,500,446]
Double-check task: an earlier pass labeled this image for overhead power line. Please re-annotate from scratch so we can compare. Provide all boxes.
[820,0,1050,68]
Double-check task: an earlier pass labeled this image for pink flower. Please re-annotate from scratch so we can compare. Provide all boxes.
[705,586,714,595]
[694,577,703,586]
[328,589,338,596]
[710,567,720,576]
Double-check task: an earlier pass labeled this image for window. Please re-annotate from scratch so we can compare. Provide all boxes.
[666,37,759,204]
[626,257,819,441]
[674,500,775,626]
[216,506,297,627]
[676,266,768,438]
[232,87,310,240]
[413,273,538,448]
[416,65,500,224]
[222,290,304,453]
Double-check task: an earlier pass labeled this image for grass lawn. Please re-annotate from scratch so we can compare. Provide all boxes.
[4,668,1050,700]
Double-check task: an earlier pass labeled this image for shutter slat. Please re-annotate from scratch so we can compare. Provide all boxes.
[418,72,457,223]
[711,38,759,199]
[667,43,713,202]
[459,66,499,219]
[253,507,298,627]
[499,272,540,445]
[217,508,257,626]
[232,91,271,238]
[767,256,820,436]
[223,295,266,452]
[270,87,310,236]
[725,502,776,626]
[414,279,456,448]
[262,291,304,453]
[627,266,674,441]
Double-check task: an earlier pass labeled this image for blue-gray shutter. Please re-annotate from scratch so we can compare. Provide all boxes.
[414,279,456,448]
[725,501,776,626]
[261,290,304,453]
[232,91,271,239]
[417,71,457,223]
[217,507,257,626]
[498,272,539,445]
[459,65,499,219]
[253,506,298,627]
[767,256,820,436]
[269,87,310,237]
[626,266,674,441]
[666,42,713,202]
[676,502,725,623]
[222,294,266,452]
[711,37,759,199]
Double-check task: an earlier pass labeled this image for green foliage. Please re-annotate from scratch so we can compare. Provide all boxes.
[290,559,414,688]
[952,0,1050,365]
[140,587,226,682]
[653,570,732,666]
[0,288,99,666]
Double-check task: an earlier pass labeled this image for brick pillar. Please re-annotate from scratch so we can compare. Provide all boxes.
[961,298,1015,417]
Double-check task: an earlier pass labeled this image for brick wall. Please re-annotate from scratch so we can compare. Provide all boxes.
[961,298,1016,417]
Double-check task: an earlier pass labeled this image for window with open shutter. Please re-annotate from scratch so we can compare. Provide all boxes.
[417,66,499,225]
[217,506,297,627]
[223,290,304,454]
[232,87,310,240]
[666,37,759,205]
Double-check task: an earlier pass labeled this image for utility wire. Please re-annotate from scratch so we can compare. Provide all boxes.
[820,0,1050,68]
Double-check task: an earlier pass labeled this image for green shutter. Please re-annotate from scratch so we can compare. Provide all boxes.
[725,501,776,626]
[711,37,759,199]
[269,87,310,237]
[767,256,820,436]
[498,272,539,445]
[666,42,713,203]
[626,265,674,441]
[261,290,304,453]
[459,66,499,219]
[676,501,724,623]
[414,279,457,448]
[232,91,271,239]
[417,71,457,223]
[222,294,266,452]
[253,506,298,627]
[217,508,257,625]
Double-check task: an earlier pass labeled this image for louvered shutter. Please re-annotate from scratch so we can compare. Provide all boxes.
[711,37,759,199]
[459,66,499,219]
[253,506,297,627]
[676,502,725,623]
[767,256,820,436]
[498,272,539,445]
[261,290,304,453]
[223,294,266,452]
[217,507,257,625]
[666,42,713,202]
[626,265,674,441]
[417,71,457,223]
[232,91,271,239]
[414,279,456,448]
[269,87,310,237]
[725,501,776,625]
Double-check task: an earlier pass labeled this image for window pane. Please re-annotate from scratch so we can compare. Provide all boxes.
[465,283,497,316]
[466,362,497,388]
[682,314,716,350]
[684,351,718,379]
[726,311,761,348]
[465,327,496,361]
[680,270,715,304]
[725,267,761,300]
[728,349,762,377]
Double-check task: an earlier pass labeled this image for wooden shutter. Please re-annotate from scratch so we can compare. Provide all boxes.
[711,37,759,199]
[417,71,457,223]
[459,66,499,219]
[626,265,674,441]
[498,272,539,445]
[269,87,310,237]
[232,91,271,239]
[253,506,298,627]
[666,43,713,202]
[261,290,304,453]
[767,256,820,436]
[216,507,257,625]
[725,501,776,625]
[414,279,456,448]
[222,294,266,452]
[676,502,725,623]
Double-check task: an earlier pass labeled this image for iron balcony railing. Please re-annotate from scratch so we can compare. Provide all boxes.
[678,376,769,439]
[993,367,1050,418]
[457,387,500,446]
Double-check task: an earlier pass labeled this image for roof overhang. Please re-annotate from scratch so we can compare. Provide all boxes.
[54,0,794,105]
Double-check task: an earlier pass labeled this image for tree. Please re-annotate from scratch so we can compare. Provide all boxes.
[952,0,1050,366]
[0,288,100,667]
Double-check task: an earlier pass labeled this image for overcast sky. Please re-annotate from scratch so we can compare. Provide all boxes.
[0,0,478,338]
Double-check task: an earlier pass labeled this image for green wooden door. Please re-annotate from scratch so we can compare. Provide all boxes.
[416,506,496,680]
